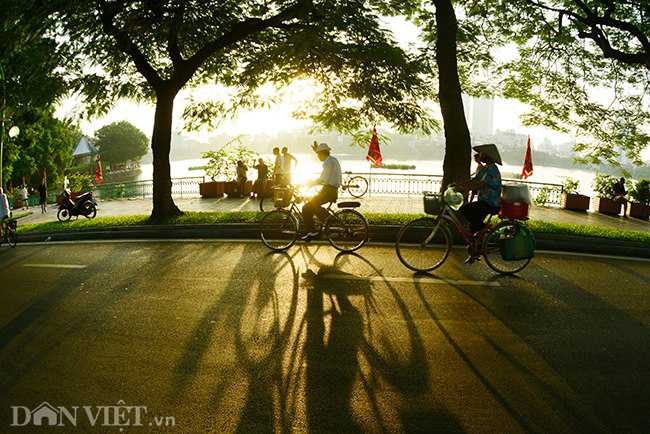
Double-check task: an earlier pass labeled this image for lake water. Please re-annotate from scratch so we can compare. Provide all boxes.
[139,153,602,196]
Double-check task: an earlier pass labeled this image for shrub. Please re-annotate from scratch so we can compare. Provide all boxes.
[66,172,93,192]
[592,173,618,197]
[630,179,650,205]
[560,177,580,195]
[534,186,553,206]
[201,136,259,181]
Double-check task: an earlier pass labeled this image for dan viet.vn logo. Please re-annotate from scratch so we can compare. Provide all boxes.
[10,400,175,428]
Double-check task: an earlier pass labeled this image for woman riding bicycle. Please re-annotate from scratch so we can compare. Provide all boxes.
[452,144,503,257]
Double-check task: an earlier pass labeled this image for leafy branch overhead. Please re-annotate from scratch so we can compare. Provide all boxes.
[453,0,650,167]
[54,0,436,134]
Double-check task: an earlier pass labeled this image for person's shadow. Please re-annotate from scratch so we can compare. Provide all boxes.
[302,266,368,433]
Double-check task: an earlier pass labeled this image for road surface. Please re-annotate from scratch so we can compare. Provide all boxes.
[1,240,649,432]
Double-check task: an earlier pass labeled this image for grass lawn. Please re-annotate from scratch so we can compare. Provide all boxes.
[15,211,650,244]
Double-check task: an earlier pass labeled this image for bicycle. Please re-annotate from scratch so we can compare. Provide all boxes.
[395,190,535,275]
[341,172,368,198]
[259,185,369,252]
[259,172,369,211]
[0,218,18,248]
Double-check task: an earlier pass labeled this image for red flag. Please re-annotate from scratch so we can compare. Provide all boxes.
[521,136,533,179]
[365,126,382,167]
[9,180,13,191]
[95,153,103,184]
[43,167,47,187]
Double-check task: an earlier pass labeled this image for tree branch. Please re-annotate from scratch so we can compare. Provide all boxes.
[95,0,164,89]
[180,1,312,84]
[525,0,650,69]
[167,1,186,67]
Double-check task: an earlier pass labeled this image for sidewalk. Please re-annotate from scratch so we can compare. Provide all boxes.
[15,195,650,233]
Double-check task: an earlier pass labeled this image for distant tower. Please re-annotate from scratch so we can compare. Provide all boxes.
[471,98,494,136]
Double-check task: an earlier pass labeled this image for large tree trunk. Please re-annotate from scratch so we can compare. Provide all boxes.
[435,0,472,192]
[150,89,183,221]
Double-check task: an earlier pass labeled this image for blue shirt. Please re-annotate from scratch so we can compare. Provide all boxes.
[473,164,502,207]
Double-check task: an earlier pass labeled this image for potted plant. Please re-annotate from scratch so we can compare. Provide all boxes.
[222,142,258,198]
[559,177,590,211]
[627,178,650,219]
[199,148,228,197]
[591,173,625,215]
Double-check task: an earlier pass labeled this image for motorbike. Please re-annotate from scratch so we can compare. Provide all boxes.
[57,189,97,221]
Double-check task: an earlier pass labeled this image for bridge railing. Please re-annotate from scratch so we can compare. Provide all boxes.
[347,172,564,205]
[38,173,564,206]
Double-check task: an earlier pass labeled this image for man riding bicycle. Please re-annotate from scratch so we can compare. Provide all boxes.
[301,142,342,242]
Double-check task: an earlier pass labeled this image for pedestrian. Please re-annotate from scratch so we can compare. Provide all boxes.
[272,147,285,186]
[236,160,248,198]
[453,144,503,263]
[21,185,29,210]
[252,158,269,198]
[612,177,628,216]
[281,147,297,186]
[301,143,342,242]
[38,178,47,213]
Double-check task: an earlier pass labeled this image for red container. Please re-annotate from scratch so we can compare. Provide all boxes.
[500,200,529,219]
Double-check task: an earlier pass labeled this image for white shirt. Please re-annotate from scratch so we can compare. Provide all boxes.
[21,188,28,200]
[0,193,10,220]
[274,154,285,174]
[318,155,342,188]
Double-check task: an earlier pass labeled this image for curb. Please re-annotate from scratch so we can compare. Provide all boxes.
[14,224,650,259]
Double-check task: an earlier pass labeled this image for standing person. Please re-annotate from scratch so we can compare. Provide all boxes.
[21,185,29,210]
[453,144,503,262]
[252,158,269,198]
[38,179,47,213]
[281,147,297,185]
[272,147,285,186]
[612,177,628,216]
[301,143,342,241]
[236,160,248,198]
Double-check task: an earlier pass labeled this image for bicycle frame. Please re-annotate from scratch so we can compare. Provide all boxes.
[426,203,475,246]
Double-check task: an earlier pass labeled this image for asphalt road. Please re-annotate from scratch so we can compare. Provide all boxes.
[0,240,649,433]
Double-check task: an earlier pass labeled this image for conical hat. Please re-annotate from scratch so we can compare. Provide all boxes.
[472,143,502,165]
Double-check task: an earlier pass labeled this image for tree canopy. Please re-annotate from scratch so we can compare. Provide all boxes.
[35,0,437,218]
[94,121,149,164]
[5,106,81,190]
[447,0,650,169]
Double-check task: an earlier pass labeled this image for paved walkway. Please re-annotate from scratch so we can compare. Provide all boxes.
[13,194,650,232]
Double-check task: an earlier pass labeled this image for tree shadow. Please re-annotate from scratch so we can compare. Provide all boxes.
[416,256,650,431]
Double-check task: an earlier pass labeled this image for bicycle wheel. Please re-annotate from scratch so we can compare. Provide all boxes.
[325,209,369,252]
[347,176,368,198]
[395,217,452,272]
[259,187,273,212]
[260,210,299,251]
[482,220,534,275]
[6,227,17,247]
